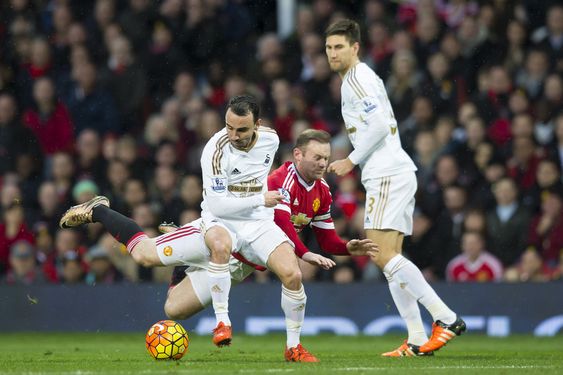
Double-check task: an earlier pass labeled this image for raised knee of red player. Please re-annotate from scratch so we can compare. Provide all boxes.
[130,239,162,267]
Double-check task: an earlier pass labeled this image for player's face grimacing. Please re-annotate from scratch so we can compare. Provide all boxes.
[325,35,359,75]
[295,141,331,183]
[225,108,258,150]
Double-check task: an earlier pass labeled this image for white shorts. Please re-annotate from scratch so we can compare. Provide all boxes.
[185,260,255,307]
[363,171,416,235]
[202,214,293,268]
[155,218,238,268]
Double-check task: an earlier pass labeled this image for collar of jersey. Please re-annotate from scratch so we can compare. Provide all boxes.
[231,131,259,153]
[343,61,362,81]
[290,163,316,192]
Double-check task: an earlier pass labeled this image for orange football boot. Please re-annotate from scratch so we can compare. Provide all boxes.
[419,317,466,354]
[212,322,232,347]
[284,344,319,362]
[381,340,433,357]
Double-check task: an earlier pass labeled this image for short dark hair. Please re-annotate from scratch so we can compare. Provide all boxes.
[325,19,361,45]
[227,95,260,123]
[295,129,331,150]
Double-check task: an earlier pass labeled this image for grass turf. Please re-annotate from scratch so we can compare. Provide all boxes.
[0,333,561,374]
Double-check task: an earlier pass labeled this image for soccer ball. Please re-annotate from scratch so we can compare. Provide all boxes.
[145,320,189,360]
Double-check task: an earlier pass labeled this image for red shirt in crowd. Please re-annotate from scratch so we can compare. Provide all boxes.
[23,102,74,155]
[446,251,504,282]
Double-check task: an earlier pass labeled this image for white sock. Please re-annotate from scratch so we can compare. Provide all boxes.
[384,254,456,325]
[207,262,231,326]
[384,271,428,346]
[281,285,306,348]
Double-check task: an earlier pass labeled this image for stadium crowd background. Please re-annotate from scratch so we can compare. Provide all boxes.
[0,0,562,286]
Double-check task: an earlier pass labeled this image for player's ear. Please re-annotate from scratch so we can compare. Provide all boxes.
[255,118,262,129]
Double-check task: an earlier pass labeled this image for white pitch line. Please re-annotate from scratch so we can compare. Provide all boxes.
[335,365,557,371]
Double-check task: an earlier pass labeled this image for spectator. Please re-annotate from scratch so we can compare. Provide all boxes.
[151,165,182,224]
[386,49,421,123]
[522,159,563,213]
[98,36,147,132]
[428,184,468,279]
[0,202,35,276]
[64,62,119,136]
[59,250,85,284]
[22,77,74,156]
[0,93,39,174]
[506,136,542,191]
[446,231,503,282]
[49,152,75,208]
[527,189,563,267]
[2,240,45,285]
[504,247,551,282]
[85,245,123,285]
[179,174,202,212]
[486,177,531,267]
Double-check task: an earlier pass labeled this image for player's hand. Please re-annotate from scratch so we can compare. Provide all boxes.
[327,158,355,176]
[302,252,336,270]
[263,191,284,207]
[346,239,379,256]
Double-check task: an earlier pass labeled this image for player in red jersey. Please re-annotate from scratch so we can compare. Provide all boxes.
[268,129,373,259]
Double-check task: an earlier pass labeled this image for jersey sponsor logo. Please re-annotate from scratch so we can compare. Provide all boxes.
[264,153,271,165]
[211,177,227,193]
[163,246,173,257]
[232,168,241,175]
[291,213,311,227]
[312,198,320,213]
[362,98,377,114]
[278,188,290,204]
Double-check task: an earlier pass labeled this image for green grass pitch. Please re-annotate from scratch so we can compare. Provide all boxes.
[1,333,562,374]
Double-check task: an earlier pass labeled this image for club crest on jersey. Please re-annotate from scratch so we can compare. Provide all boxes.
[362,97,377,113]
[264,153,271,165]
[278,188,290,204]
[312,198,320,213]
[211,177,226,193]
[163,246,173,256]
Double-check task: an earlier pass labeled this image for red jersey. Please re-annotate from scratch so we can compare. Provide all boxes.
[268,161,348,257]
[446,251,503,282]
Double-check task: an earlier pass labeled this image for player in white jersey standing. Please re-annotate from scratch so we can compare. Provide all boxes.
[325,20,466,357]
[200,95,318,361]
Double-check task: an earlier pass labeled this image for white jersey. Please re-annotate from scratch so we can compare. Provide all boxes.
[341,62,416,180]
[200,127,279,221]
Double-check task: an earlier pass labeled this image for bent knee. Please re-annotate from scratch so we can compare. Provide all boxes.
[131,240,160,267]
[278,268,302,289]
[164,297,190,320]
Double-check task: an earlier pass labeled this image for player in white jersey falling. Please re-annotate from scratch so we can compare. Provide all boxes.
[325,19,466,357]
[199,95,318,361]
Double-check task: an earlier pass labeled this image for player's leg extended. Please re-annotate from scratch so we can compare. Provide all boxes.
[366,229,429,357]
[203,225,233,347]
[266,243,319,363]
[59,196,162,266]
[372,228,465,354]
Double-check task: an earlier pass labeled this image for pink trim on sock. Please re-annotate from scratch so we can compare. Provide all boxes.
[127,232,148,253]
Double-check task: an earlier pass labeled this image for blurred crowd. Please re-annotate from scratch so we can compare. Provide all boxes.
[0,0,562,286]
